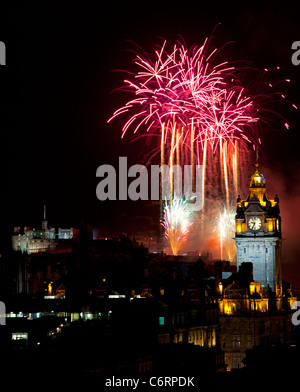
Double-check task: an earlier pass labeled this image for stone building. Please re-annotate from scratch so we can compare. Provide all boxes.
[234,161,282,296]
[218,161,297,370]
[218,272,296,370]
[12,206,79,254]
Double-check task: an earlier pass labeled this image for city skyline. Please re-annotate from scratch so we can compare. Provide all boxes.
[2,2,300,292]
[1,2,300,382]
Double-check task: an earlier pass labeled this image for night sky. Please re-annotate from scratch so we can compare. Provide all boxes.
[1,2,300,289]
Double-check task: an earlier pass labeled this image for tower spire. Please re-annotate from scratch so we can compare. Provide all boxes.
[42,204,48,230]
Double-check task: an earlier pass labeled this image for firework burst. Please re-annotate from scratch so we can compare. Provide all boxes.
[108,38,260,151]
[161,196,193,256]
[108,35,295,257]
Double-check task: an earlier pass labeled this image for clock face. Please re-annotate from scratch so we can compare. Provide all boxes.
[248,217,261,231]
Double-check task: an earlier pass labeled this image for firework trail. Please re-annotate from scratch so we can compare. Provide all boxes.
[161,196,193,256]
[217,205,236,261]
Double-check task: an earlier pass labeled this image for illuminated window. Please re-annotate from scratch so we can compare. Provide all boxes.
[232,335,240,348]
[12,332,28,340]
[159,316,165,326]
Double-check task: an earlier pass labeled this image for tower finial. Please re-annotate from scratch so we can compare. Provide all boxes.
[255,146,259,168]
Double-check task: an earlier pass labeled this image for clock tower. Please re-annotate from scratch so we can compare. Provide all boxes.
[234,162,282,296]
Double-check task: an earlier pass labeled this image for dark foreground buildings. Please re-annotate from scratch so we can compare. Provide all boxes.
[1,164,299,381]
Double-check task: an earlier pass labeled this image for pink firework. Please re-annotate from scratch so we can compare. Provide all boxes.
[107,36,296,256]
[108,38,259,151]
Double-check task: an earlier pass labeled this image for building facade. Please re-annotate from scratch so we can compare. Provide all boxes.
[234,162,282,296]
[218,276,296,370]
[12,223,79,254]
[218,162,297,370]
